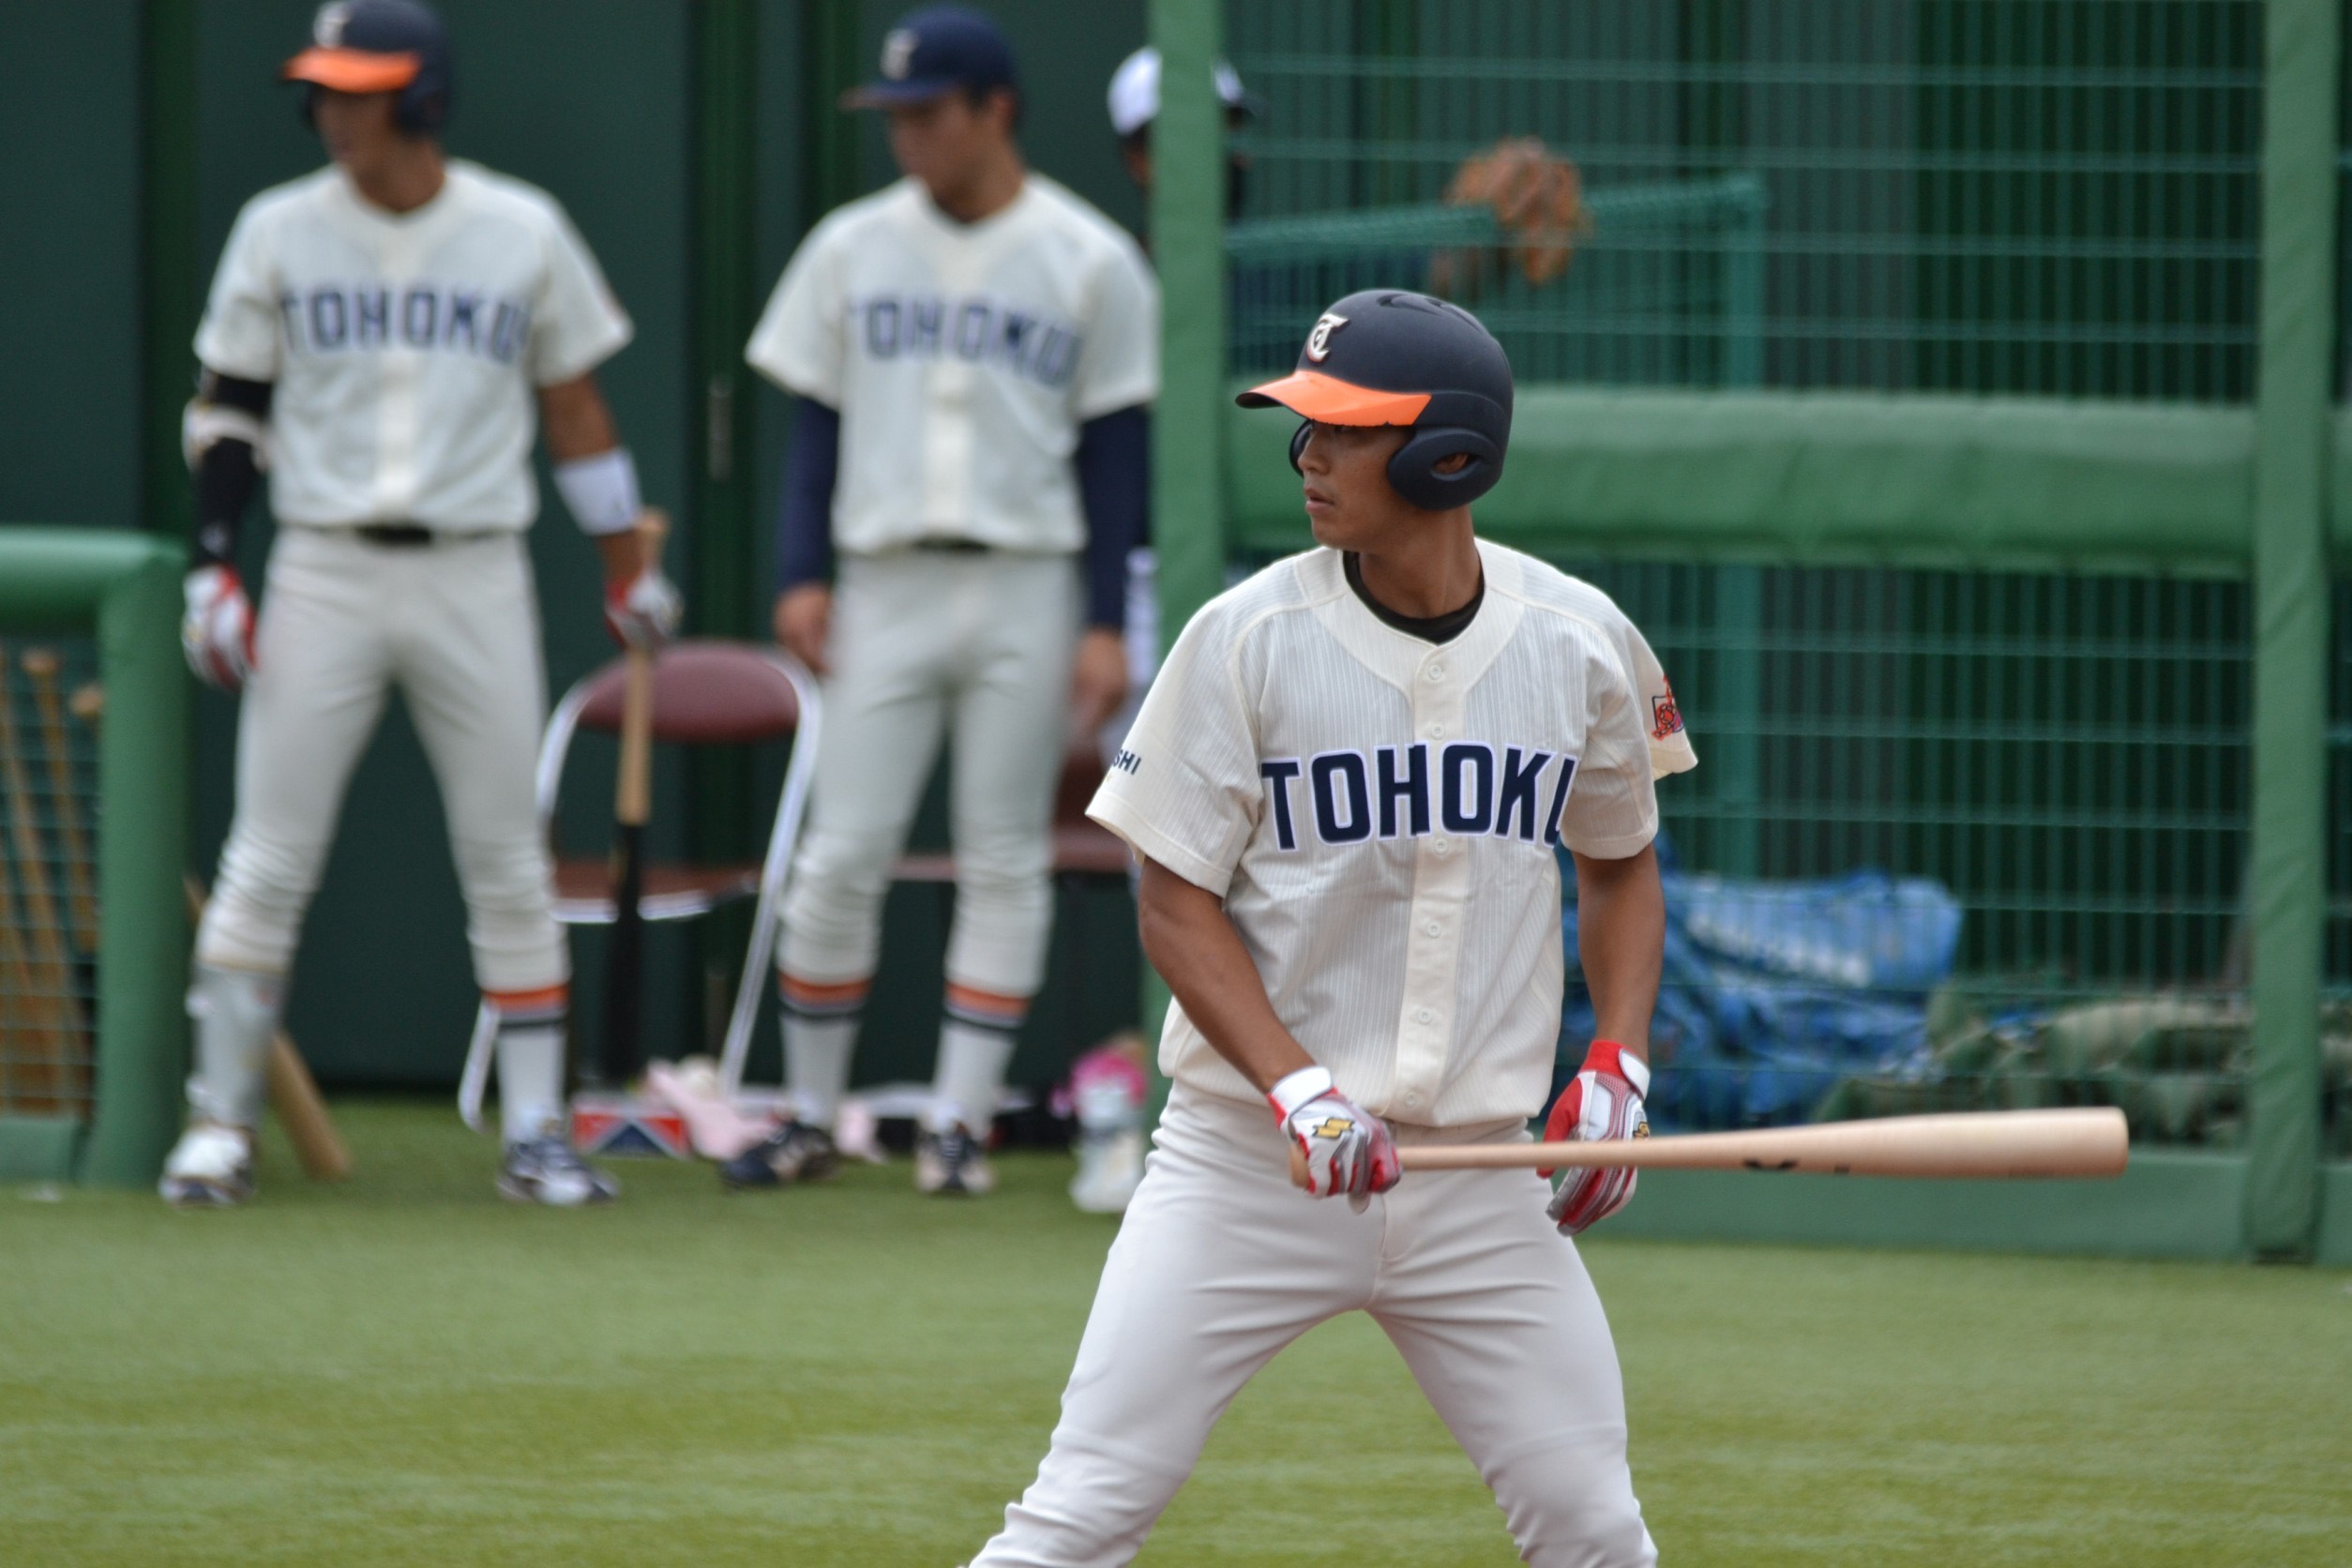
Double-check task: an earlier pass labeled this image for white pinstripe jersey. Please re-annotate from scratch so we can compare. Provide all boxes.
[1088,542,1697,1128]
[196,161,632,530]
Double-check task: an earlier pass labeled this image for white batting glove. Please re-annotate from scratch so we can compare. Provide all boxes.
[1270,1065,1401,1213]
[182,565,256,692]
[604,565,683,650]
[1543,1040,1651,1235]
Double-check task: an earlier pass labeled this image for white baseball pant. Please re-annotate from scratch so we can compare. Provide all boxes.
[196,526,566,995]
[970,1084,1658,1568]
[778,549,1078,997]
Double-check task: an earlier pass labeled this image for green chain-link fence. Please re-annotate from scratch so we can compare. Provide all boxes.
[1194,0,2338,1158]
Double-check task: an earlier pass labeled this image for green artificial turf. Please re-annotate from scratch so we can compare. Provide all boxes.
[3,1101,2346,1566]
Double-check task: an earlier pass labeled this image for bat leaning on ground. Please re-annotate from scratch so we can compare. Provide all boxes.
[598,510,667,1088]
[0,642,81,1108]
[1291,1108,2129,1188]
[22,652,98,949]
[180,875,352,1183]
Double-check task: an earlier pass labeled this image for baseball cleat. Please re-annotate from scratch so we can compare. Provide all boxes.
[497,1137,619,1207]
[158,1122,257,1208]
[718,1121,840,1190]
[914,1123,996,1197]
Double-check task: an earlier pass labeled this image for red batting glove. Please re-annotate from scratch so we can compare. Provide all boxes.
[181,565,256,692]
[604,565,683,650]
[1542,1039,1651,1235]
[1269,1064,1402,1213]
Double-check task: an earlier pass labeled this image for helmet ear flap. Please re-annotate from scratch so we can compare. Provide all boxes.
[1289,419,1312,474]
[1387,428,1504,512]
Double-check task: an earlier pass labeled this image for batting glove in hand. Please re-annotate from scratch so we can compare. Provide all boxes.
[1542,1039,1651,1235]
[604,565,683,651]
[181,565,256,692]
[1270,1065,1402,1213]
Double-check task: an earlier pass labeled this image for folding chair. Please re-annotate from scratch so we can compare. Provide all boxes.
[458,640,822,1130]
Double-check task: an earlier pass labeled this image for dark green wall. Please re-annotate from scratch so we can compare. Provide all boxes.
[2,0,1146,1094]
[0,0,143,531]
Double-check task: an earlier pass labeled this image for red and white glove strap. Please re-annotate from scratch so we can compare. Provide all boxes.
[1543,1039,1651,1236]
[604,565,683,650]
[1269,1065,1402,1212]
[181,565,256,693]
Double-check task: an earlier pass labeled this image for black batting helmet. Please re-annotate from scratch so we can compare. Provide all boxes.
[1238,290,1514,512]
[285,0,455,138]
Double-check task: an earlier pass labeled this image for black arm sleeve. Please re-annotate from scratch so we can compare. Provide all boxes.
[190,371,274,571]
[774,397,841,594]
[1075,404,1149,631]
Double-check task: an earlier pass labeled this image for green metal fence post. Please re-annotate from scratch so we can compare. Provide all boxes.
[1143,0,1227,1089]
[2247,0,2338,1259]
[79,543,189,1185]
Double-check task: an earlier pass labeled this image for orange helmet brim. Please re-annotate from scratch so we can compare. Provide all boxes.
[282,47,423,93]
[1236,369,1432,426]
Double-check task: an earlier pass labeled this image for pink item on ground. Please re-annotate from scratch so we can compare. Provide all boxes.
[643,1059,780,1160]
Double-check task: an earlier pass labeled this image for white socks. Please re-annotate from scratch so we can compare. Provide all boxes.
[929,1018,1017,1135]
[185,963,281,1128]
[786,1014,857,1131]
[496,1016,567,1145]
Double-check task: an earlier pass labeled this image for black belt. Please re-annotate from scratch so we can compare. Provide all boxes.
[910,537,992,554]
[355,524,436,548]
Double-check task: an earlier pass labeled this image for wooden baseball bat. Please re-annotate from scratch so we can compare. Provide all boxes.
[22,650,97,951]
[0,643,79,1110]
[0,802,45,1108]
[181,874,350,1182]
[597,510,666,1087]
[1393,1108,2129,1179]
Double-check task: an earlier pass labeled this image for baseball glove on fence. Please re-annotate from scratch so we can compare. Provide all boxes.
[1429,136,1594,298]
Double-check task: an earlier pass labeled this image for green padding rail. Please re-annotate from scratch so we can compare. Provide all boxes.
[1608,1152,2252,1262]
[0,527,188,1186]
[1229,387,2277,574]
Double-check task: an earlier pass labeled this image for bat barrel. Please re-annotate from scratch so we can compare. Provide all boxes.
[1397,1108,2130,1179]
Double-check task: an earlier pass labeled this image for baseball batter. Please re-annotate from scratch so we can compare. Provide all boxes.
[728,7,1156,1197]
[964,291,1693,1567]
[162,0,679,1208]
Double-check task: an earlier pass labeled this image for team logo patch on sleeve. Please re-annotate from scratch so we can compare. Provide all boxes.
[1651,686,1683,741]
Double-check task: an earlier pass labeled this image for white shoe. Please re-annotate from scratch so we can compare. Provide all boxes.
[159,1122,256,1208]
[1070,1126,1144,1214]
[498,1137,619,1206]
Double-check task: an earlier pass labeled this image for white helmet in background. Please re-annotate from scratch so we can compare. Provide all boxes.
[1107,45,1250,138]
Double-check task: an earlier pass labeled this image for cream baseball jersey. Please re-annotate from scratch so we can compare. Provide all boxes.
[195,160,632,530]
[1088,542,1697,1126]
[743,174,1158,555]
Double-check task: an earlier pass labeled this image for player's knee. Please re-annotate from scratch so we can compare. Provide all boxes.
[448,837,553,917]
[212,831,324,916]
[1487,1435,1655,1568]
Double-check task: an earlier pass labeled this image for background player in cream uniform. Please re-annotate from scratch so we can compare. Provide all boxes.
[731,8,1155,1197]
[163,0,680,1208]
[964,291,1692,1566]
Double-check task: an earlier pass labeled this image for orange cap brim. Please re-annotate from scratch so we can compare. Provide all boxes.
[1237,369,1432,426]
[282,48,423,93]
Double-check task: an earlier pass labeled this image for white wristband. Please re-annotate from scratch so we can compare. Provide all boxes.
[553,447,641,536]
[1267,1064,1335,1122]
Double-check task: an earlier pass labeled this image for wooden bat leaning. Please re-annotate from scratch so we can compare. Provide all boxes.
[1406,1108,2129,1179]
[0,642,79,1109]
[180,874,351,1182]
[21,650,97,949]
[598,510,666,1087]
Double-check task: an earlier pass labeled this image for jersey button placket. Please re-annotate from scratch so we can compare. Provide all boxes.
[1393,664,1467,1119]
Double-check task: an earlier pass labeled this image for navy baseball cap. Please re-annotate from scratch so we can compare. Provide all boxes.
[843,7,1018,108]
